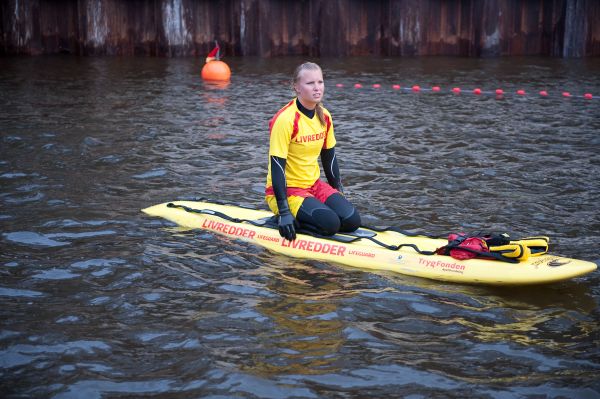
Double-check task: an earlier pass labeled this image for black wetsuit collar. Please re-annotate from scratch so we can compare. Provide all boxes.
[296,98,315,119]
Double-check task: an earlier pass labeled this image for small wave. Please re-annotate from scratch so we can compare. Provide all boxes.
[52,379,174,399]
[56,316,81,324]
[32,268,80,280]
[0,287,44,298]
[46,230,116,239]
[0,172,28,179]
[0,340,111,369]
[3,231,69,247]
[71,258,126,269]
[132,169,167,179]
[42,219,123,228]
[97,155,124,164]
[3,192,45,204]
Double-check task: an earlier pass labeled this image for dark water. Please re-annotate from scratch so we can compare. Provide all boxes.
[1,55,600,398]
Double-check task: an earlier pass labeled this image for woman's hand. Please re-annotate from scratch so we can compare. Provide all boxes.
[278,209,298,241]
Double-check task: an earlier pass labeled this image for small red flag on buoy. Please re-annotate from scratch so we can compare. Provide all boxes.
[205,41,220,63]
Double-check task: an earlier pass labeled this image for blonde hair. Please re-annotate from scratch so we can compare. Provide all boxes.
[292,62,326,127]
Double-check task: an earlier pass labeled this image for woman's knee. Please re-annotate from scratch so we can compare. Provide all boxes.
[325,193,361,232]
[311,208,341,235]
[297,198,340,236]
[340,208,361,232]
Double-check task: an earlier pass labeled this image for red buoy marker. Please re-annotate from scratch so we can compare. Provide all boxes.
[201,61,231,81]
[318,82,591,101]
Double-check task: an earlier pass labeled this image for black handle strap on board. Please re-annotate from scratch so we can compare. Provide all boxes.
[362,235,438,255]
[361,224,443,239]
[167,202,266,226]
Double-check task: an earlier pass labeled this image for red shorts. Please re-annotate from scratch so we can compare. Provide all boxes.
[265,179,339,216]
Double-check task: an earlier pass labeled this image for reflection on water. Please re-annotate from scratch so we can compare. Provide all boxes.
[1,55,599,398]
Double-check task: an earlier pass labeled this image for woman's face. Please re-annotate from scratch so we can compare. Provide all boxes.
[294,68,324,109]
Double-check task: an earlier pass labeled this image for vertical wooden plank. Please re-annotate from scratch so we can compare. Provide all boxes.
[585,0,600,55]
[480,0,501,56]
[563,0,586,57]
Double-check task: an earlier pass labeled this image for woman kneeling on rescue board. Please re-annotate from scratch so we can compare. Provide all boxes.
[265,62,361,241]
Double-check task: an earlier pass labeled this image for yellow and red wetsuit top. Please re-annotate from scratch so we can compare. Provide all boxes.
[265,98,336,194]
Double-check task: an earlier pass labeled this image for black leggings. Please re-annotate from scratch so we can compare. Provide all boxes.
[296,193,361,236]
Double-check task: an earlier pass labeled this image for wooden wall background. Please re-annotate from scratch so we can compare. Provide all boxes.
[1,0,598,57]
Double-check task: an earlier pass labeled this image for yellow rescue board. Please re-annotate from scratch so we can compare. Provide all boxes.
[142,201,597,286]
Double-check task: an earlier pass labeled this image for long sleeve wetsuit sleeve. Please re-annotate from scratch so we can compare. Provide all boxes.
[321,147,343,193]
[270,155,297,240]
[270,155,290,213]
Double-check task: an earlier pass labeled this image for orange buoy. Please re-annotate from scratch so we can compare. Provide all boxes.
[201,60,231,82]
